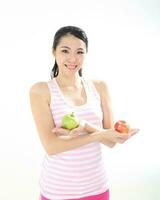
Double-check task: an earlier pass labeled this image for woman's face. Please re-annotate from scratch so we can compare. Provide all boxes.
[53,35,86,77]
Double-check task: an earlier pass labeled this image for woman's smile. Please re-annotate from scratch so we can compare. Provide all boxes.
[64,64,78,70]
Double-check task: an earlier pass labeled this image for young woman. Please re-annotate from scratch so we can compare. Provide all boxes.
[29,26,139,200]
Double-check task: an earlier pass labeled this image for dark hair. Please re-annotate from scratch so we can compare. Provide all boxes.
[51,26,88,79]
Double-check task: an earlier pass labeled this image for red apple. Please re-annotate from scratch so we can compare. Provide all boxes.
[114,120,130,133]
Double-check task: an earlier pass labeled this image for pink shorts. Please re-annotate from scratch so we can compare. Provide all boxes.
[40,190,109,200]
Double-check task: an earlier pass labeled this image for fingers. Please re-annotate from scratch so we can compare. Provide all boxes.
[118,128,140,143]
[116,131,129,139]
[52,126,83,137]
[118,136,129,143]
[129,128,140,137]
[69,127,81,137]
[52,127,70,135]
[114,131,130,143]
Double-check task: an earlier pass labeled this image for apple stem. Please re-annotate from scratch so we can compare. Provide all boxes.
[71,112,74,116]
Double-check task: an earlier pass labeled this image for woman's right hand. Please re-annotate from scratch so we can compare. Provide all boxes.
[100,128,139,144]
[52,125,85,138]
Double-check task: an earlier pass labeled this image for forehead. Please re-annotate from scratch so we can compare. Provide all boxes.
[58,35,86,49]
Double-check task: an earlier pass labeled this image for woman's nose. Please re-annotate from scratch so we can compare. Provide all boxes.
[67,53,77,62]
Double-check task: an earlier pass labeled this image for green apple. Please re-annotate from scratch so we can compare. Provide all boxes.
[61,112,80,130]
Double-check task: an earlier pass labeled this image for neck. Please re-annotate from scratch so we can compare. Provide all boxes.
[55,74,82,88]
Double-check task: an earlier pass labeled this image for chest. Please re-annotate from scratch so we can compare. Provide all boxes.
[49,79,103,128]
[61,86,87,106]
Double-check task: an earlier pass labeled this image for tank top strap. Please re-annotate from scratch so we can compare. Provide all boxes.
[48,78,69,97]
[82,78,101,102]
[46,79,63,108]
[47,78,101,108]
[47,79,57,93]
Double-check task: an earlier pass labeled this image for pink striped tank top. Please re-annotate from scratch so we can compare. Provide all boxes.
[39,78,109,200]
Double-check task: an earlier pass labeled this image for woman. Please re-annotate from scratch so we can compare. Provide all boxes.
[29,26,139,200]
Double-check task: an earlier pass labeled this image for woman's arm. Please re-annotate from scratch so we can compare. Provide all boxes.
[92,80,116,147]
[29,82,103,155]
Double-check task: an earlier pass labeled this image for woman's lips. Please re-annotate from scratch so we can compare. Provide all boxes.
[65,64,77,70]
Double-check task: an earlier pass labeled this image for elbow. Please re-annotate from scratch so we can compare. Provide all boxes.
[47,150,56,156]
[46,148,59,156]
[109,142,116,148]
[43,142,58,156]
[46,145,59,156]
[45,141,65,156]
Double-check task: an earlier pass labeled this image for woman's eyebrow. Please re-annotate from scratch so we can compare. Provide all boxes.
[77,48,85,51]
[60,46,70,49]
[60,46,84,51]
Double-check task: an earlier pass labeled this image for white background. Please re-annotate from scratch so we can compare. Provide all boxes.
[0,0,160,199]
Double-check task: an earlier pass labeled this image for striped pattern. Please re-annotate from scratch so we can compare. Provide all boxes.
[39,78,109,200]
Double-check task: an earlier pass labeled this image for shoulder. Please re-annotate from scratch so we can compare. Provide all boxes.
[91,79,109,96]
[29,81,49,95]
[29,81,50,103]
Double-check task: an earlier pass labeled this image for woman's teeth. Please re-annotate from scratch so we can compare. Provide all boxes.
[65,64,77,69]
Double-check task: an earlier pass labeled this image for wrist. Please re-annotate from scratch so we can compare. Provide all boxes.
[90,131,102,142]
[98,129,111,142]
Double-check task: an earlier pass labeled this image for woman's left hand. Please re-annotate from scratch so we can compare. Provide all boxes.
[120,128,140,143]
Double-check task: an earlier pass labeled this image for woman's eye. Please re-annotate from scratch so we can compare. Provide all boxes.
[77,51,84,54]
[62,49,69,53]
